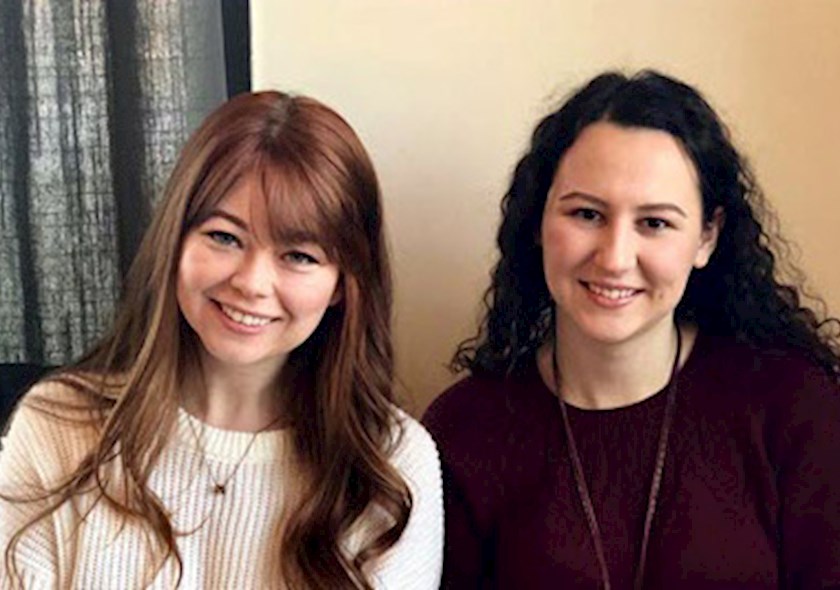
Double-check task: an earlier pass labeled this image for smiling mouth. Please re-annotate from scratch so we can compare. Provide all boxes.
[218,303,275,327]
[582,282,642,301]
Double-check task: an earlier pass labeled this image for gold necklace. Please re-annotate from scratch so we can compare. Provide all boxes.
[185,412,283,496]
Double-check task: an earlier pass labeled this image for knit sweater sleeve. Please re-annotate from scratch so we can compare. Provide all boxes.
[422,379,493,589]
[768,356,840,588]
[368,411,443,590]
[1,389,60,589]
[422,373,548,589]
[0,382,95,590]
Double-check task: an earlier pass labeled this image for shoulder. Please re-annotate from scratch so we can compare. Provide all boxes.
[360,409,443,589]
[387,408,444,548]
[421,370,558,513]
[4,377,98,434]
[687,333,840,446]
[686,332,838,401]
[749,344,840,438]
[422,368,554,461]
[424,369,550,434]
[1,378,101,488]
[422,374,507,428]
[389,407,441,483]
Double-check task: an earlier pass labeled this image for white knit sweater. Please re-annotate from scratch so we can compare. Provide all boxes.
[0,381,443,589]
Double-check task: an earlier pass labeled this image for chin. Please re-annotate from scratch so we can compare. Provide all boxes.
[201,344,280,369]
[581,313,679,346]
[584,331,640,346]
[568,317,653,346]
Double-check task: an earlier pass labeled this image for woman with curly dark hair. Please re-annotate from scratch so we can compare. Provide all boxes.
[424,70,840,589]
[0,91,443,588]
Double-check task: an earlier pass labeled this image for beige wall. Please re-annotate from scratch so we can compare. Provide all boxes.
[252,0,840,415]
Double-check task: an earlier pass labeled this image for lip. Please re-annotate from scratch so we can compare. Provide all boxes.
[580,281,643,307]
[212,300,279,333]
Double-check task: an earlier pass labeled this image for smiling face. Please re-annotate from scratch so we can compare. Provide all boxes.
[176,175,341,379]
[540,121,721,349]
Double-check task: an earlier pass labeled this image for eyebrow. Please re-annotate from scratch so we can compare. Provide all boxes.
[205,210,250,231]
[558,191,687,218]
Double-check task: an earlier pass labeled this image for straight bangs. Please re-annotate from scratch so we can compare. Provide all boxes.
[181,140,262,237]
[255,152,353,268]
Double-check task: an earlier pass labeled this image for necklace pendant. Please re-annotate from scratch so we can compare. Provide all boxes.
[213,483,226,495]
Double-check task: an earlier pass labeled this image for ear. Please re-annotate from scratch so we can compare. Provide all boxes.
[693,206,725,269]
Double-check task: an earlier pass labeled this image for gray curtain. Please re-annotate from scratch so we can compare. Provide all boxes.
[0,0,229,364]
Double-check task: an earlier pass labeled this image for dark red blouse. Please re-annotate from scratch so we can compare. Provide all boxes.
[423,332,840,589]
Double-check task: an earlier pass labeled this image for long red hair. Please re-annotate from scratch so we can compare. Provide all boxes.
[5,91,410,589]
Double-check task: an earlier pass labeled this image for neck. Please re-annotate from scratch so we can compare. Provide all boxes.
[184,352,285,432]
[540,320,691,410]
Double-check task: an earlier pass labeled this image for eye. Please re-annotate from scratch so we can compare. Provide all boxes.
[569,208,604,223]
[640,217,674,231]
[282,250,319,266]
[205,230,241,248]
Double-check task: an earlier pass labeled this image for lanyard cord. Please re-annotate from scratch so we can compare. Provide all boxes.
[551,324,681,590]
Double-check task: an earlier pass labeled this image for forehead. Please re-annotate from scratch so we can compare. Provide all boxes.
[551,122,701,211]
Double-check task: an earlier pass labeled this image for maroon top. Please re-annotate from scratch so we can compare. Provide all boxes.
[423,332,840,589]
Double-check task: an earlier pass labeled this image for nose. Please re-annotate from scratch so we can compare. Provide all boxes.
[594,222,637,274]
[229,250,275,298]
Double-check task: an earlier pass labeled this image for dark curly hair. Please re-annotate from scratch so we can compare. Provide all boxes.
[454,69,840,380]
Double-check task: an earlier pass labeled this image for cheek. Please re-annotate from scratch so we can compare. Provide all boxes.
[646,245,701,288]
[176,253,199,299]
[175,242,215,311]
[318,276,341,309]
[288,276,341,313]
[175,260,199,320]
[177,241,219,288]
[542,228,584,273]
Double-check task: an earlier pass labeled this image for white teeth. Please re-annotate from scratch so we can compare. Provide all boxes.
[220,304,272,327]
[587,283,637,300]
